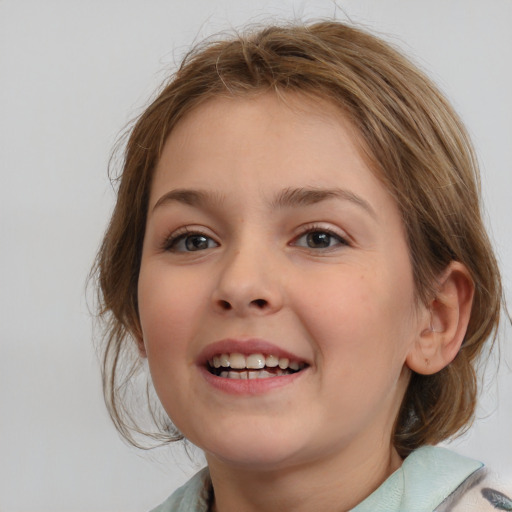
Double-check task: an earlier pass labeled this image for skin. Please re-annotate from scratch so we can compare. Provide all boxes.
[137,93,467,511]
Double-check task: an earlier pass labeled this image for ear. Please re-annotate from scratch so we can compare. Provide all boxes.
[406,261,474,375]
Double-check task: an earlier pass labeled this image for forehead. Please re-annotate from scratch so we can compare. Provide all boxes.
[150,92,382,202]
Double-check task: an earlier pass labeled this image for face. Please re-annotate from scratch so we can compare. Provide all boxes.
[138,93,424,472]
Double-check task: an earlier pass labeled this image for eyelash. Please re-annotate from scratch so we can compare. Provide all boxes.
[161,224,350,253]
[162,228,219,253]
[291,224,350,250]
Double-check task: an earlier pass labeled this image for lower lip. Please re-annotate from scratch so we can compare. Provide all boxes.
[199,366,306,395]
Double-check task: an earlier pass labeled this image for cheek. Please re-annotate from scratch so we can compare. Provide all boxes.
[295,266,415,365]
[137,266,203,421]
[138,265,204,360]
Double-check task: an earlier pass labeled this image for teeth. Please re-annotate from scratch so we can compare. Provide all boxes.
[246,353,265,369]
[230,353,246,369]
[265,355,279,367]
[219,368,297,379]
[278,358,289,370]
[228,369,276,380]
[209,352,305,377]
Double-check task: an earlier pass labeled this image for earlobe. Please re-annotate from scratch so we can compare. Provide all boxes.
[406,262,474,375]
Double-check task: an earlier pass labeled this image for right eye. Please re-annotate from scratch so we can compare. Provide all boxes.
[165,232,219,252]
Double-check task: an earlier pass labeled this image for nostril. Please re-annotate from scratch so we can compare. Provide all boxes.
[214,297,273,313]
[219,300,232,310]
[251,299,268,308]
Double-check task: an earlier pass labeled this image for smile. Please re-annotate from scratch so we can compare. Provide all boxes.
[207,353,307,379]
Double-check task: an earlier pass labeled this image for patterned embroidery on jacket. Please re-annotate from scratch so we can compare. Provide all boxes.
[481,488,512,510]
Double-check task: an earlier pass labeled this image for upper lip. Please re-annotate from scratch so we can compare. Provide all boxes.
[197,338,308,366]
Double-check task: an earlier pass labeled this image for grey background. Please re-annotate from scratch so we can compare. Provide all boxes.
[1,1,511,510]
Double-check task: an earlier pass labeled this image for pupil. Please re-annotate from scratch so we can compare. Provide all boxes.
[308,232,329,248]
[186,235,208,251]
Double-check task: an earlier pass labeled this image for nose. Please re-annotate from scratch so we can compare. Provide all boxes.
[211,244,284,316]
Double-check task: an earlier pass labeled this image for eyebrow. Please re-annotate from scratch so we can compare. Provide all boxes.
[152,189,225,212]
[270,187,377,219]
[152,186,376,219]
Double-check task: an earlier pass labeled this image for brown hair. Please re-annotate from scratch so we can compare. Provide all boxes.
[93,21,503,456]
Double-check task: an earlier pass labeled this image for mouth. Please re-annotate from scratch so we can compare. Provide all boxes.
[207,352,307,379]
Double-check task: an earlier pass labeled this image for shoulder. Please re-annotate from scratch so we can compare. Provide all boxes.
[352,446,511,512]
[149,467,211,512]
[441,468,512,512]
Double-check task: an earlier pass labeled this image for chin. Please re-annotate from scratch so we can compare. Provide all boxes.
[198,425,308,471]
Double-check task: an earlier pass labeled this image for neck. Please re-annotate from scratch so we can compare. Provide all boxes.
[207,441,402,512]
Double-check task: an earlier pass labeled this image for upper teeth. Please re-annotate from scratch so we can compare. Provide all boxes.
[209,353,302,371]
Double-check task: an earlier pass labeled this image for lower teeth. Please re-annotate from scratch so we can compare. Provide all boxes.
[217,368,292,379]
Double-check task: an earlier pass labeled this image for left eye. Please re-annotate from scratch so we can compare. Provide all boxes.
[293,230,347,249]
[166,233,218,252]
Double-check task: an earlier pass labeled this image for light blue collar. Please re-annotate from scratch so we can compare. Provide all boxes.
[351,445,483,511]
[152,446,483,512]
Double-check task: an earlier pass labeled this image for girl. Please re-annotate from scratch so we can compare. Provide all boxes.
[95,21,510,511]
